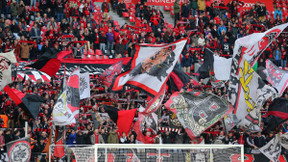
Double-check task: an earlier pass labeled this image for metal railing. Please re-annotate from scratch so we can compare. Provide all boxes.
[49,144,244,162]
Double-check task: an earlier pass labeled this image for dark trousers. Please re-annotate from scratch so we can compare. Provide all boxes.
[175,13,180,27]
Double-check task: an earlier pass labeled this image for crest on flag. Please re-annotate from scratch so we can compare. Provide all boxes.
[99,60,123,88]
[7,136,31,162]
[165,91,233,138]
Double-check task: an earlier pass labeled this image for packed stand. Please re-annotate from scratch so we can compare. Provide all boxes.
[0,0,288,161]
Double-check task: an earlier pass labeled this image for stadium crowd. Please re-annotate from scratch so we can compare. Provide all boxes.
[0,0,288,161]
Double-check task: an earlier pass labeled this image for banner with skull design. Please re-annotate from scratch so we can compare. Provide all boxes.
[164,91,233,138]
[111,38,187,96]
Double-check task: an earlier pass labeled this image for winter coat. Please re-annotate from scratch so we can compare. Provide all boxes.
[107,132,119,143]
[20,44,34,59]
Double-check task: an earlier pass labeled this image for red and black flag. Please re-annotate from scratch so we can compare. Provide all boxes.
[166,66,190,93]
[198,48,214,79]
[53,126,66,159]
[99,60,123,88]
[27,48,61,77]
[104,105,137,135]
[4,86,44,118]
[7,136,31,162]
[263,98,288,132]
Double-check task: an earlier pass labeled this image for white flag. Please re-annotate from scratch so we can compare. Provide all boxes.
[80,72,90,99]
[0,50,17,90]
[259,135,281,162]
[265,59,288,95]
[233,23,288,67]
[213,55,232,81]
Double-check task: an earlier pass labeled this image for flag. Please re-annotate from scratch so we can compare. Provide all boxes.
[213,54,232,81]
[165,91,233,138]
[6,136,31,162]
[278,133,288,150]
[133,106,158,143]
[104,105,137,135]
[198,48,214,79]
[166,66,190,92]
[265,59,288,95]
[111,39,187,96]
[228,58,278,130]
[210,71,225,88]
[259,135,281,162]
[79,72,90,99]
[99,60,123,88]
[169,111,182,130]
[223,113,239,132]
[233,23,288,67]
[263,98,288,132]
[0,50,17,90]
[142,84,165,114]
[27,48,62,77]
[4,86,44,118]
[53,126,66,159]
[52,68,80,125]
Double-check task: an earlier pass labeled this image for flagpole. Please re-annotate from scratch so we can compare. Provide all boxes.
[25,121,28,137]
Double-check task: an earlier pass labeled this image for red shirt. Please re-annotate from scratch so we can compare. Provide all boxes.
[145,136,154,144]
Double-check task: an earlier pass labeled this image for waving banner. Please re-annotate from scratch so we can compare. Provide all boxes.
[0,50,17,90]
[259,135,281,162]
[52,68,80,125]
[112,38,187,96]
[232,23,288,67]
[265,59,288,95]
[165,91,233,138]
[7,136,31,162]
[79,72,90,99]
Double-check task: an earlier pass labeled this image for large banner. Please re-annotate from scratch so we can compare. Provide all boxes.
[112,38,187,96]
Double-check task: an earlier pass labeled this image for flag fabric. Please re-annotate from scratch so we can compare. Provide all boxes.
[27,48,62,77]
[53,126,66,159]
[232,23,288,67]
[79,72,90,99]
[104,105,137,135]
[0,50,17,90]
[6,136,31,162]
[142,84,165,114]
[4,86,45,118]
[111,39,187,96]
[278,133,288,150]
[165,91,233,138]
[99,60,123,88]
[265,59,288,95]
[52,68,80,125]
[198,48,214,79]
[263,98,288,132]
[169,111,182,130]
[166,66,190,92]
[133,110,146,143]
[213,54,232,81]
[228,58,278,130]
[223,113,239,132]
[259,135,281,162]
[133,106,158,143]
[210,71,225,88]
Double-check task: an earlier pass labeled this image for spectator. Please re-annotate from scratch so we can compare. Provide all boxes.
[118,0,128,17]
[181,1,190,19]
[107,128,119,143]
[68,129,77,145]
[273,47,281,66]
[253,132,266,148]
[181,52,192,74]
[274,7,283,21]
[91,128,105,144]
[120,132,128,144]
[144,131,154,144]
[106,28,114,56]
[115,39,126,58]
[101,0,110,20]
[174,0,180,26]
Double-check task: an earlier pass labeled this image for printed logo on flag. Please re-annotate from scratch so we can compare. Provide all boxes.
[8,141,31,162]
